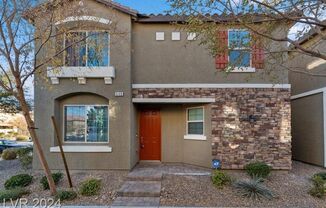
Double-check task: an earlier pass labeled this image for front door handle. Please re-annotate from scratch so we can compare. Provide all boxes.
[141,144,145,149]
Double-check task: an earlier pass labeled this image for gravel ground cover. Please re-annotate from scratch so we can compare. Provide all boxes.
[1,159,325,207]
[160,161,326,207]
[0,159,127,206]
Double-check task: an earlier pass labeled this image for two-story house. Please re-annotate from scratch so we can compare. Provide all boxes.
[30,0,291,170]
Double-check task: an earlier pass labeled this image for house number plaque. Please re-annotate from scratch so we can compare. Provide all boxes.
[115,91,124,97]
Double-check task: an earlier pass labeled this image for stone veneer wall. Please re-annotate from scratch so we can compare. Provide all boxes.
[133,88,292,170]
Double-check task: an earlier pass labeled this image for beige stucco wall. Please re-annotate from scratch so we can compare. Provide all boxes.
[135,104,212,168]
[132,23,289,84]
[288,38,326,95]
[292,93,324,166]
[33,0,135,170]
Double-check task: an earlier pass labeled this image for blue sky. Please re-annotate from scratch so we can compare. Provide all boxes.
[115,0,169,14]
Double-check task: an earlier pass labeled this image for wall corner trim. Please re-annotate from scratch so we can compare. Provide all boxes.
[50,146,112,153]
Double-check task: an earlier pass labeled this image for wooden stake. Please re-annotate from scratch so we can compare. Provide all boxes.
[51,116,73,188]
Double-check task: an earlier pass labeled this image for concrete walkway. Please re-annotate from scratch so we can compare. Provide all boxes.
[112,163,211,207]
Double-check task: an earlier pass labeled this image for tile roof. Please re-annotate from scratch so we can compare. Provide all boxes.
[136,13,300,23]
[95,0,139,17]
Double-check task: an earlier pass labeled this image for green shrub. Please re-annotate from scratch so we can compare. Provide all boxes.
[79,179,101,196]
[313,172,326,181]
[55,190,77,201]
[1,149,17,160]
[309,175,326,198]
[211,170,231,188]
[16,147,33,169]
[234,177,275,200]
[0,188,30,202]
[4,174,33,190]
[245,161,271,178]
[40,172,63,190]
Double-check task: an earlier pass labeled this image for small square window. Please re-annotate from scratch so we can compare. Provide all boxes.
[172,32,181,41]
[187,32,197,41]
[186,107,204,135]
[156,32,165,41]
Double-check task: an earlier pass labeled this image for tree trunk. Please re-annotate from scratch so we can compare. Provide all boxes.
[15,86,57,195]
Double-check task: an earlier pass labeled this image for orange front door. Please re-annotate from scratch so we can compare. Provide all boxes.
[139,109,161,161]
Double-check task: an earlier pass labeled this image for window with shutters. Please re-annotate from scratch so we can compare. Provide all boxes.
[215,29,264,72]
[228,29,254,72]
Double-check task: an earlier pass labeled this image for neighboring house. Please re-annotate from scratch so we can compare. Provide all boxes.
[288,29,326,168]
[0,113,25,136]
[0,124,18,135]
[30,0,291,170]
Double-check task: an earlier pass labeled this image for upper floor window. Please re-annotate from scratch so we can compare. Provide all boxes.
[64,105,109,143]
[228,30,251,68]
[65,31,109,67]
[215,29,264,71]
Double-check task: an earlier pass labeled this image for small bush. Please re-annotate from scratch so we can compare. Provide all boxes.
[40,172,63,190]
[211,170,232,188]
[0,188,30,202]
[16,135,28,141]
[55,190,77,201]
[234,177,275,200]
[79,179,101,196]
[4,174,33,190]
[313,172,326,181]
[16,147,33,169]
[245,161,271,178]
[1,149,17,160]
[309,175,326,198]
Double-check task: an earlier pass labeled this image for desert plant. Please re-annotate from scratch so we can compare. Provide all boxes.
[16,147,33,169]
[245,161,271,178]
[55,190,77,201]
[1,148,17,160]
[4,174,33,190]
[40,172,63,190]
[0,188,30,202]
[234,177,275,200]
[79,179,101,196]
[309,175,326,198]
[211,170,232,188]
[313,172,326,181]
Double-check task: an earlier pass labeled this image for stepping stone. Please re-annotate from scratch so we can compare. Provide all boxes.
[112,196,160,207]
[117,181,161,197]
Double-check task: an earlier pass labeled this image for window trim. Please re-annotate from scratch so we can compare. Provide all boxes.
[185,106,206,140]
[228,29,255,72]
[63,30,110,67]
[63,104,110,144]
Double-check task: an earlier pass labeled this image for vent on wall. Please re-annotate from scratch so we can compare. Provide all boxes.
[187,32,197,40]
[172,32,181,40]
[156,32,165,41]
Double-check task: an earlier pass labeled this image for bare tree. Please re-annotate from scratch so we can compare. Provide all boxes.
[167,0,326,73]
[0,0,122,195]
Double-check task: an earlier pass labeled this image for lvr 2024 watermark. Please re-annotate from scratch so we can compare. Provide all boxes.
[2,198,61,207]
